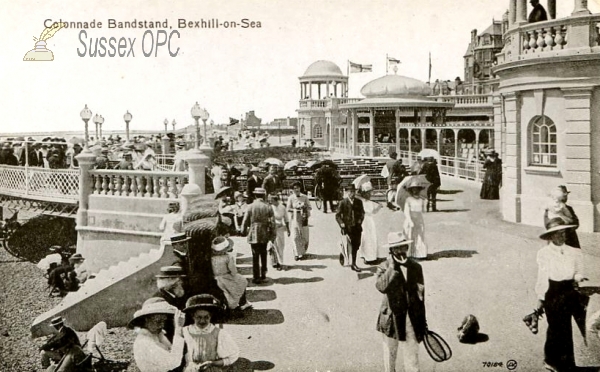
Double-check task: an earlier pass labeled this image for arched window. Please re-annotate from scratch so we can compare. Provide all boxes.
[300,124,305,139]
[530,116,557,166]
[313,124,323,138]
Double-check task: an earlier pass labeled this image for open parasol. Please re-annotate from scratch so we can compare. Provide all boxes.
[284,159,304,170]
[263,157,283,167]
[418,149,440,162]
[69,136,85,145]
[393,175,430,210]
[352,174,371,191]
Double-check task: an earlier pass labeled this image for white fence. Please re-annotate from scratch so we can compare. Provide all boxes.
[0,165,79,203]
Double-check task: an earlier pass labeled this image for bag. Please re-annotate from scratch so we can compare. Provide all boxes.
[457,314,480,343]
[423,328,452,362]
[338,231,352,267]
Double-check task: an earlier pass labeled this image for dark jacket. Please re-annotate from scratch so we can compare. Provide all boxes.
[246,176,262,201]
[420,160,441,188]
[335,197,364,233]
[386,159,407,186]
[376,257,427,342]
[544,204,581,249]
[262,174,282,196]
[528,3,547,23]
[40,325,81,351]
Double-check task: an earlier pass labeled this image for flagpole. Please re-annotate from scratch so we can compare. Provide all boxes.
[386,53,388,74]
[347,60,350,97]
[428,52,432,84]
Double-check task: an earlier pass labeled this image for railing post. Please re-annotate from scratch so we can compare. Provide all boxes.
[162,135,170,155]
[185,151,210,194]
[75,152,97,227]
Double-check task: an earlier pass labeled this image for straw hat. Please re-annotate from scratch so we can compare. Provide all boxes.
[50,316,65,328]
[155,266,186,278]
[360,181,373,192]
[386,232,413,249]
[253,187,266,195]
[211,236,234,253]
[539,217,577,240]
[68,253,85,263]
[183,294,221,314]
[127,298,176,329]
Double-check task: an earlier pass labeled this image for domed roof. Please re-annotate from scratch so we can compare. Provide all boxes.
[361,75,432,98]
[302,60,344,78]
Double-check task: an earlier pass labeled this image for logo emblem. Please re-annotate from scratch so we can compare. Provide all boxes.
[24,22,65,61]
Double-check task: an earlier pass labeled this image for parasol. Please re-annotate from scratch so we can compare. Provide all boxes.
[393,175,430,210]
[69,136,85,145]
[418,149,440,162]
[215,186,233,199]
[305,160,319,169]
[352,174,371,191]
[284,159,304,170]
[263,157,283,166]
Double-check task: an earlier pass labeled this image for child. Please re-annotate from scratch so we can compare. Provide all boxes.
[545,187,574,224]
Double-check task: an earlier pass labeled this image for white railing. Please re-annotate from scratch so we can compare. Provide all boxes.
[433,94,492,106]
[332,142,352,155]
[0,165,79,203]
[298,99,328,109]
[88,170,188,199]
[154,154,176,172]
[396,151,486,182]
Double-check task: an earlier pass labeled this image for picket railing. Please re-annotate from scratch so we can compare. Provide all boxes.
[88,170,188,199]
[0,165,79,203]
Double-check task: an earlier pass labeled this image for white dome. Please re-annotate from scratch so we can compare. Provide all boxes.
[361,75,432,97]
[302,60,344,78]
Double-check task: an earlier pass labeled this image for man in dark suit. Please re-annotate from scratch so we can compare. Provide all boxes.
[376,232,426,372]
[420,157,441,212]
[262,165,283,198]
[544,185,581,249]
[225,159,241,191]
[40,316,81,369]
[384,152,407,190]
[246,167,262,203]
[528,0,547,23]
[335,184,365,272]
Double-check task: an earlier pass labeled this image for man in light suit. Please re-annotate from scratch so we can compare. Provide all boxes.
[335,184,365,272]
[376,232,427,372]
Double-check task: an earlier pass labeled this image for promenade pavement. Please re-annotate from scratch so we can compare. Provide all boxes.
[225,176,600,372]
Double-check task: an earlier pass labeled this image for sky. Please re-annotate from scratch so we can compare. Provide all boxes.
[1,0,599,134]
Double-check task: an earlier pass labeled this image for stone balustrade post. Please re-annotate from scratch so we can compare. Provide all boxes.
[161,135,170,155]
[547,0,556,19]
[509,0,517,27]
[180,184,201,216]
[186,151,210,194]
[572,0,590,15]
[75,151,97,227]
[516,0,528,24]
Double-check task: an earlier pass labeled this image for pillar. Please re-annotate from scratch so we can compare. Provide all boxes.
[185,152,211,194]
[75,152,97,228]
[500,92,521,223]
[395,109,401,154]
[516,0,527,24]
[318,83,321,100]
[436,129,442,155]
[509,0,517,26]
[547,0,556,19]
[180,184,201,216]
[161,135,170,155]
[453,129,459,176]
[474,129,481,180]
[351,109,359,156]
[562,87,595,232]
[408,128,412,155]
[420,128,426,151]
[572,0,590,15]
[369,109,375,156]
[326,81,330,98]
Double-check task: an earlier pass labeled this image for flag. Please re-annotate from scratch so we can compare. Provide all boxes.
[349,61,372,73]
[229,117,240,126]
[387,57,401,66]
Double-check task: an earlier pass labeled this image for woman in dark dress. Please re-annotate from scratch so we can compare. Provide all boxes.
[480,151,502,200]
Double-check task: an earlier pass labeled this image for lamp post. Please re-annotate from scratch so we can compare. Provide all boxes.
[99,115,104,140]
[164,118,168,135]
[201,109,210,148]
[93,114,100,143]
[80,105,93,151]
[123,111,132,144]
[172,119,176,132]
[191,102,210,151]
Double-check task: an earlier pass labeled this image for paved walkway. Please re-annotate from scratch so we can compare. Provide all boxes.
[225,177,600,372]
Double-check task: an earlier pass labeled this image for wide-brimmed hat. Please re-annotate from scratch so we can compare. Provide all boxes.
[360,181,373,192]
[183,294,221,313]
[68,253,85,263]
[539,217,577,240]
[127,297,176,329]
[557,185,570,194]
[253,187,266,195]
[155,266,186,278]
[211,236,234,252]
[234,191,243,199]
[386,232,413,248]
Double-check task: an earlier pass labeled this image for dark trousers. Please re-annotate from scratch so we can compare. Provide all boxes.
[427,185,439,211]
[348,228,361,266]
[323,198,335,213]
[543,280,588,371]
[251,243,268,279]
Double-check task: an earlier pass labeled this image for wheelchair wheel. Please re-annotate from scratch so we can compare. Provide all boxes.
[339,253,344,266]
[314,185,323,210]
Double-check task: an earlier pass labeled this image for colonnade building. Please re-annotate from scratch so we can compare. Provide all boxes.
[296,0,600,232]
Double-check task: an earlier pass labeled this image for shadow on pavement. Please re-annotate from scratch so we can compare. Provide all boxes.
[289,264,327,271]
[246,289,277,302]
[302,253,339,260]
[438,189,464,195]
[460,333,490,344]
[231,358,275,371]
[226,309,284,325]
[580,286,600,296]
[427,250,478,260]
[273,277,324,285]
[434,209,471,213]
[238,266,254,276]
[237,257,254,265]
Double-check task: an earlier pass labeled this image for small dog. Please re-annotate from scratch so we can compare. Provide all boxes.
[457,314,480,343]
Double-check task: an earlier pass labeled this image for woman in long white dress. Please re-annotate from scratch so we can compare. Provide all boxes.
[286,181,311,260]
[159,202,183,242]
[269,194,289,270]
[356,182,384,263]
[210,237,252,310]
[403,185,428,259]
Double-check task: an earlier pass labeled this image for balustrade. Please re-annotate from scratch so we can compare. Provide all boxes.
[0,165,79,202]
[435,94,492,106]
[89,169,188,199]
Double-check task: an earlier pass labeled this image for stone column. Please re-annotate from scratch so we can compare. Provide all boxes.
[572,0,591,15]
[500,92,521,223]
[453,129,459,176]
[562,87,594,232]
[185,151,210,194]
[420,128,426,151]
[474,129,481,181]
[318,83,321,100]
[516,0,528,24]
[351,109,359,156]
[408,128,412,155]
[547,0,556,19]
[509,0,517,26]
[436,129,442,155]
[326,81,330,97]
[161,135,170,155]
[395,109,401,154]
[180,184,201,216]
[369,109,376,157]
[75,151,98,227]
